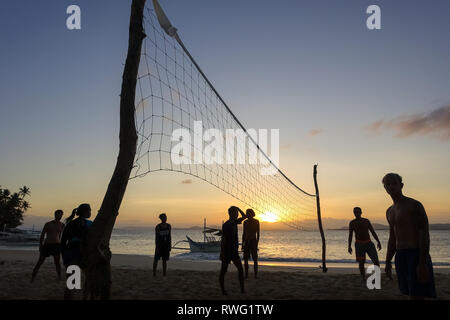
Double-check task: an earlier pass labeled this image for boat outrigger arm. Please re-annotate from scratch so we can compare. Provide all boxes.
[203,228,222,237]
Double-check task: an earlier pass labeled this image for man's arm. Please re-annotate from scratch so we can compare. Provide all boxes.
[236,207,247,224]
[348,222,353,254]
[256,220,260,243]
[415,201,430,283]
[220,225,226,260]
[168,224,172,251]
[242,221,246,248]
[416,201,430,263]
[60,224,69,254]
[155,225,159,248]
[385,208,396,262]
[385,208,396,279]
[39,223,47,249]
[368,220,381,250]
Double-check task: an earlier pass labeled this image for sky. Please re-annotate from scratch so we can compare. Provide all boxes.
[0,0,449,229]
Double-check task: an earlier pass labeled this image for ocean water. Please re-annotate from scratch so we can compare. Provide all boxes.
[2,228,449,266]
[109,228,450,266]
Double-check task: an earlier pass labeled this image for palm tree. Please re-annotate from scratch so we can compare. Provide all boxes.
[83,0,146,299]
[19,186,30,199]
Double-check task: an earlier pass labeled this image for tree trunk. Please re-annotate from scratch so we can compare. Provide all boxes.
[83,0,146,299]
[313,164,327,273]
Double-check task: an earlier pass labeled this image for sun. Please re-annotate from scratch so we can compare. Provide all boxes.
[259,212,279,223]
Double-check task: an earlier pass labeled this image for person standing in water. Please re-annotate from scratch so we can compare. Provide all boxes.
[31,209,65,282]
[348,207,381,281]
[242,209,260,279]
[153,213,171,276]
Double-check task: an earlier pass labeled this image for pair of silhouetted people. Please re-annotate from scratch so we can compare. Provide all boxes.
[153,213,171,276]
[30,203,93,300]
[219,206,260,295]
[60,203,92,299]
[348,173,436,299]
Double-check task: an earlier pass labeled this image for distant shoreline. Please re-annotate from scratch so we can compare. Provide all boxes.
[329,223,450,231]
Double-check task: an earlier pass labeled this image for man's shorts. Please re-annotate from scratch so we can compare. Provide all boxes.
[221,250,240,265]
[243,239,258,260]
[395,248,436,298]
[41,243,61,258]
[355,241,378,263]
[154,246,170,261]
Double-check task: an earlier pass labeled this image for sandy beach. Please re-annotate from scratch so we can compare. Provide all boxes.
[1,250,449,300]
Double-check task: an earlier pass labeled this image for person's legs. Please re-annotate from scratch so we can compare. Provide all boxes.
[251,242,258,279]
[252,255,258,279]
[64,267,73,300]
[153,258,158,276]
[219,261,229,295]
[31,255,46,283]
[232,258,245,293]
[243,242,250,278]
[162,259,167,276]
[358,261,366,281]
[406,250,436,299]
[244,258,249,278]
[355,242,366,281]
[366,242,380,266]
[53,254,62,280]
[394,249,410,296]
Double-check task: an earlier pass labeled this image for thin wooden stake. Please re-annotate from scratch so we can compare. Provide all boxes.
[313,164,327,273]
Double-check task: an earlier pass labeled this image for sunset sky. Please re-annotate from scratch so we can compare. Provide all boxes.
[0,0,449,229]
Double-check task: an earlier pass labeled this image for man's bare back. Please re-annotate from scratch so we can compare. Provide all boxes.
[43,220,65,244]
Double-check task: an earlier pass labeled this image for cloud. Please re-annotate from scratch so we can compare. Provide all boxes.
[280,144,292,151]
[365,120,384,134]
[308,129,322,136]
[181,179,192,184]
[366,105,450,141]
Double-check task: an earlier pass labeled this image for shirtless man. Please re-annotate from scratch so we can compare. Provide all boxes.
[348,207,381,281]
[242,209,260,279]
[383,173,436,299]
[219,206,247,295]
[31,210,65,282]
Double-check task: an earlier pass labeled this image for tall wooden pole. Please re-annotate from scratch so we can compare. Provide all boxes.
[83,0,146,299]
[313,164,327,272]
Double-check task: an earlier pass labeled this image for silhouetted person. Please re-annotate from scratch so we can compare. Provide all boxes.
[219,206,247,295]
[348,207,381,281]
[383,173,436,299]
[242,209,260,279]
[153,213,171,276]
[60,203,92,300]
[31,209,65,282]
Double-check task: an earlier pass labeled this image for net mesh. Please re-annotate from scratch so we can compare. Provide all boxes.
[132,5,316,229]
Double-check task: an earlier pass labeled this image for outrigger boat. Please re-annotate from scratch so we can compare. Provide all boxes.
[173,219,222,253]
